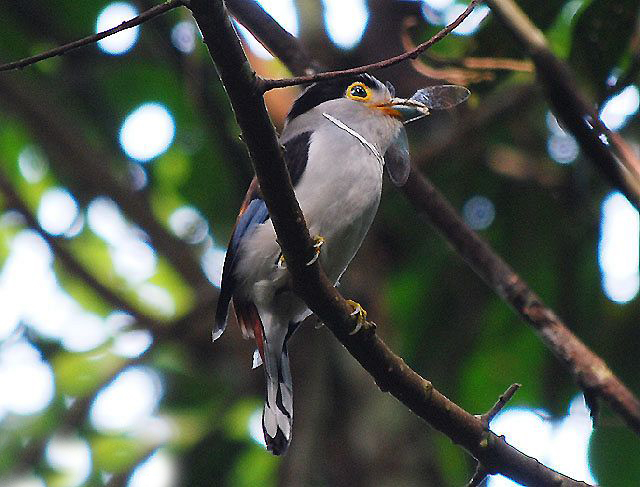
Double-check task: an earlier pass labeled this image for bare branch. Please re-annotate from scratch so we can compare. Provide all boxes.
[482,383,522,426]
[187,1,593,485]
[231,0,640,439]
[259,0,482,91]
[485,0,640,211]
[0,0,187,72]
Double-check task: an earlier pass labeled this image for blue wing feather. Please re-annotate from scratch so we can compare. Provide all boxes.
[213,131,312,341]
[213,198,269,340]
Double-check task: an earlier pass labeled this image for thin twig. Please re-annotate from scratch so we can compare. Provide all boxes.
[482,383,521,426]
[0,0,187,72]
[231,0,640,439]
[466,384,521,486]
[187,1,592,485]
[259,0,482,92]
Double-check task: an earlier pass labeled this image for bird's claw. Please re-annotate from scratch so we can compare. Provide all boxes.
[306,236,325,266]
[346,299,368,335]
[276,236,324,268]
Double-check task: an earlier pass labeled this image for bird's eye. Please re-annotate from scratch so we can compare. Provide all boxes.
[346,82,371,101]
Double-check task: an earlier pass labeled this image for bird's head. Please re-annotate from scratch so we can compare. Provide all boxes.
[285,73,430,126]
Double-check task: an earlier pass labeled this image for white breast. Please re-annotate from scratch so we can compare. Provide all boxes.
[295,124,383,282]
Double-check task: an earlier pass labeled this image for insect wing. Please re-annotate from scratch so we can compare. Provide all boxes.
[411,85,470,110]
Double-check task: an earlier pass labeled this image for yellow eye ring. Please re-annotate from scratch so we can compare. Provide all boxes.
[346,82,372,101]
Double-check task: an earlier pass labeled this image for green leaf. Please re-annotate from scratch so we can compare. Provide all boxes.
[223,399,262,442]
[53,348,126,397]
[228,447,279,487]
[570,0,640,98]
[92,435,147,473]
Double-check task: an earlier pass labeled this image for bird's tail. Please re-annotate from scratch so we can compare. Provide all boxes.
[262,340,293,455]
[260,321,296,455]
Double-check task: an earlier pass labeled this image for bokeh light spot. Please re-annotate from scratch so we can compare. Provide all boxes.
[18,145,48,183]
[171,20,197,53]
[137,284,175,316]
[248,407,266,447]
[128,450,177,487]
[547,134,579,164]
[488,396,596,486]
[202,246,227,288]
[37,188,79,236]
[96,2,139,55]
[113,329,153,358]
[169,206,209,244]
[59,313,109,353]
[236,0,298,59]
[600,85,640,131]
[119,103,176,162]
[0,476,46,487]
[444,3,490,36]
[0,339,55,416]
[424,0,455,11]
[323,0,368,49]
[90,366,163,432]
[598,191,639,303]
[111,238,157,284]
[462,195,495,230]
[45,435,92,487]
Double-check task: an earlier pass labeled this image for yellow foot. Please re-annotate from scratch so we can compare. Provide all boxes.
[276,253,286,269]
[306,236,325,266]
[346,299,368,335]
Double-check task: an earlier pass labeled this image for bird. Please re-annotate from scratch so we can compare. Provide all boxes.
[213,73,469,455]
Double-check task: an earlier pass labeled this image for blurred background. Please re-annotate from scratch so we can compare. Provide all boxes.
[0,0,638,485]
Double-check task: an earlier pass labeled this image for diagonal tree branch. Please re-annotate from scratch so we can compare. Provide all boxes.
[230,0,640,438]
[0,0,187,72]
[485,0,640,212]
[186,0,593,485]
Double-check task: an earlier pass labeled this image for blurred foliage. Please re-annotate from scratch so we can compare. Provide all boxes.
[570,0,640,99]
[0,0,638,486]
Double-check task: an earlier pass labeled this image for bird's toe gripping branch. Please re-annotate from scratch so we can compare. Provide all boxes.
[306,236,325,266]
[276,235,325,269]
[346,299,373,335]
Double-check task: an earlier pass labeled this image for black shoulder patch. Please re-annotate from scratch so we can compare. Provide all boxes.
[286,74,380,122]
[283,132,311,186]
